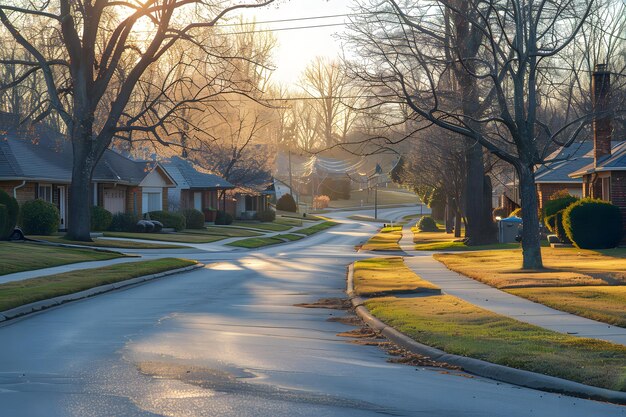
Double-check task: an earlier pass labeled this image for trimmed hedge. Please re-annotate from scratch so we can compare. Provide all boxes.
[147,211,186,231]
[20,199,59,235]
[417,216,439,232]
[0,204,7,240]
[545,212,570,243]
[0,189,19,240]
[509,208,522,218]
[544,194,578,222]
[563,198,623,249]
[276,193,297,212]
[215,211,233,225]
[109,212,139,232]
[91,206,113,231]
[255,209,276,222]
[543,194,578,243]
[182,208,205,229]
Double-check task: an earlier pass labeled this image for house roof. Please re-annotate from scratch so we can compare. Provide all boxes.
[160,156,234,190]
[0,123,174,186]
[534,142,592,184]
[569,141,626,177]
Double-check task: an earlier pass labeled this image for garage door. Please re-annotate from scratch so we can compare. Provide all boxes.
[103,189,126,214]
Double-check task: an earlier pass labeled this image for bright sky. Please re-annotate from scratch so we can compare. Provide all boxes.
[237,0,354,89]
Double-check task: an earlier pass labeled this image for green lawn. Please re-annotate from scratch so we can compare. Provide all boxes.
[0,258,196,312]
[296,221,338,236]
[31,235,187,249]
[186,227,262,238]
[361,226,402,251]
[353,257,439,296]
[365,294,626,392]
[227,237,285,248]
[0,242,123,276]
[104,232,224,244]
[278,233,305,242]
[415,240,521,251]
[231,221,292,232]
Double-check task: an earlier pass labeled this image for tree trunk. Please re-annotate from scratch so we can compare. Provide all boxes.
[517,164,544,270]
[67,154,96,241]
[464,142,492,244]
[454,210,462,238]
[445,195,454,233]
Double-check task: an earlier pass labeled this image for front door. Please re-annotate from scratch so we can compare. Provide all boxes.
[58,186,67,230]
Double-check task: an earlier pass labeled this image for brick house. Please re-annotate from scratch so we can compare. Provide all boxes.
[0,120,176,230]
[160,156,234,220]
[569,64,625,241]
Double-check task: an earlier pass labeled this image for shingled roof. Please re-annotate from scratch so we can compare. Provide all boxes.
[534,142,593,184]
[0,123,169,185]
[160,156,234,190]
[570,141,626,177]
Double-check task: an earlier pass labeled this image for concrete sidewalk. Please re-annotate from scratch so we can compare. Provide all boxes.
[402,255,626,346]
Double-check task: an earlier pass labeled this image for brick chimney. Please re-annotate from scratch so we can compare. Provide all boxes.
[593,63,612,166]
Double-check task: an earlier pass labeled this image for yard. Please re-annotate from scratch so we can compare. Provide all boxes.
[0,242,124,276]
[0,258,196,312]
[31,235,187,249]
[103,231,224,244]
[435,247,626,327]
[412,225,519,251]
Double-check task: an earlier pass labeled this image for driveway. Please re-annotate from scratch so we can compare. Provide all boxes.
[0,206,622,416]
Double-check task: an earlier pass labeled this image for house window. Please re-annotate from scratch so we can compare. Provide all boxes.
[38,184,53,203]
[602,177,611,201]
[146,192,162,212]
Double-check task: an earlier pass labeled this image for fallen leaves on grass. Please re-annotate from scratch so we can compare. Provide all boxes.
[294,297,351,310]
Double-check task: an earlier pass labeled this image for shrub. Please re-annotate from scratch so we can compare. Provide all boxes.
[109,212,139,232]
[312,195,330,209]
[276,193,297,212]
[91,206,113,231]
[543,194,578,222]
[215,210,234,225]
[545,212,570,243]
[0,189,18,240]
[182,208,205,229]
[417,216,439,232]
[147,210,186,231]
[0,204,6,240]
[509,208,522,218]
[563,198,623,249]
[492,206,507,218]
[20,199,59,235]
[255,209,276,222]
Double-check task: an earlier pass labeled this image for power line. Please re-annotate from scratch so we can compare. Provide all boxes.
[215,13,368,27]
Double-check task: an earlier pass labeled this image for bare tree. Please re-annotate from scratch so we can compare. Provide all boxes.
[347,0,600,269]
[0,0,274,241]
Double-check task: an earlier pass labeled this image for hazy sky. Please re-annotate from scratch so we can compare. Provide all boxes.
[238,0,354,89]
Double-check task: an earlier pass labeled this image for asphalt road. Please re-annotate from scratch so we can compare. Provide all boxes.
[0,207,623,417]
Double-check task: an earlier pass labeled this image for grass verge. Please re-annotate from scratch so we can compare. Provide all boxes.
[365,294,626,392]
[354,257,439,296]
[186,227,262,238]
[104,232,223,244]
[361,226,403,251]
[227,237,284,248]
[231,221,292,232]
[0,242,123,276]
[296,221,338,236]
[0,258,196,311]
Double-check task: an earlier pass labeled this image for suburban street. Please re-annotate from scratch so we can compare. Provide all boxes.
[0,207,623,417]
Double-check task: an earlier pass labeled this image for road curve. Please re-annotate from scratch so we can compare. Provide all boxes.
[0,207,623,416]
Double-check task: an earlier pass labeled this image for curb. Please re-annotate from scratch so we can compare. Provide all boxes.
[345,262,626,405]
[0,263,204,323]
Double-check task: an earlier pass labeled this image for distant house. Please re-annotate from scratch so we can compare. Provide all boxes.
[534,142,592,210]
[272,178,298,203]
[569,65,625,240]
[160,156,234,220]
[0,120,176,230]
[226,185,272,220]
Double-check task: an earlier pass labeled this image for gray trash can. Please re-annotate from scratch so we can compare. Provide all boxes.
[498,216,522,243]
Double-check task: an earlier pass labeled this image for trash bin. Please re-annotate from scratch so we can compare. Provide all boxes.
[498,216,522,243]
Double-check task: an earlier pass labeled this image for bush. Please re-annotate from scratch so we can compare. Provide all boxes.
[312,195,330,209]
[91,206,113,231]
[543,194,578,222]
[20,199,59,235]
[215,210,233,225]
[492,206,507,219]
[0,189,18,240]
[563,199,623,249]
[109,212,139,232]
[545,212,570,243]
[276,193,297,212]
[417,216,439,232]
[255,209,276,222]
[182,208,205,229]
[147,210,186,231]
[509,208,522,218]
[0,204,6,240]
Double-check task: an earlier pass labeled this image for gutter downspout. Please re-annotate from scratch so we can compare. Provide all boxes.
[13,180,26,199]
